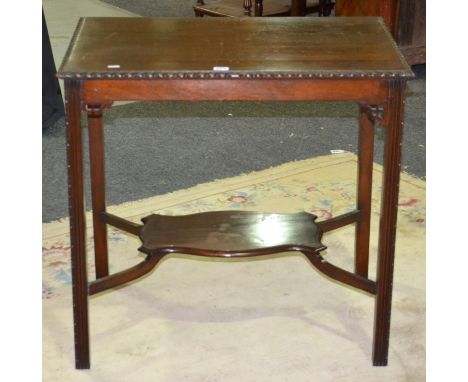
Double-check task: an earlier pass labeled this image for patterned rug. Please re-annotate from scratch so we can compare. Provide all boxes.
[43,153,425,381]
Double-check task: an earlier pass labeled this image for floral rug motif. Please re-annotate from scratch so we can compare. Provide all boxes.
[43,153,425,382]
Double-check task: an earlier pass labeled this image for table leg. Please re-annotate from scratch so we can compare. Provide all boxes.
[87,105,109,279]
[372,80,405,366]
[355,105,375,278]
[65,80,90,369]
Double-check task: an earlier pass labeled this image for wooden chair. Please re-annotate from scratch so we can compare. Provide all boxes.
[194,0,334,17]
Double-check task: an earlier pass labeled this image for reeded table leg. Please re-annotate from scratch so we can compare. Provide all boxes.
[372,80,406,366]
[65,79,90,369]
[355,104,375,278]
[87,104,109,279]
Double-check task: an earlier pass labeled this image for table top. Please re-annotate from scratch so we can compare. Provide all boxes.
[58,17,413,80]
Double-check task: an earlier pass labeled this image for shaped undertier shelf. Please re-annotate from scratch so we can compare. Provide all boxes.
[90,210,377,296]
[139,211,326,258]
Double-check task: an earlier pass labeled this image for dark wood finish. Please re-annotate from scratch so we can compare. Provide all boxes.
[335,0,425,64]
[290,0,306,16]
[92,210,369,296]
[102,212,142,236]
[86,104,109,278]
[89,254,164,295]
[302,250,376,294]
[58,17,412,369]
[59,18,411,79]
[355,105,375,277]
[64,79,90,369]
[397,0,425,65]
[336,0,380,16]
[372,79,405,366]
[380,0,400,37]
[82,79,388,103]
[255,0,264,16]
[139,211,326,257]
[317,210,359,232]
[335,0,400,37]
[138,211,376,294]
[102,209,356,239]
[88,248,376,296]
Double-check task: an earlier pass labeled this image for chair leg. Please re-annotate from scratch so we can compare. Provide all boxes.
[243,0,253,16]
[255,0,264,16]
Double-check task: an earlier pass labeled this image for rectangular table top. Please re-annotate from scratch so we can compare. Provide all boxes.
[58,17,413,80]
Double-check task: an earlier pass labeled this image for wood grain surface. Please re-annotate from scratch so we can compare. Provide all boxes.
[139,211,326,257]
[58,17,412,78]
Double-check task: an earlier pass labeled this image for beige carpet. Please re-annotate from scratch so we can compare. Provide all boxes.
[43,153,425,381]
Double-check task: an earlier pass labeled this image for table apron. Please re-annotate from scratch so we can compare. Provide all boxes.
[81,78,388,103]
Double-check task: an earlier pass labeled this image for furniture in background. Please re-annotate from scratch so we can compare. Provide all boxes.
[335,0,426,65]
[396,0,425,65]
[58,16,413,370]
[194,0,334,17]
[42,9,64,129]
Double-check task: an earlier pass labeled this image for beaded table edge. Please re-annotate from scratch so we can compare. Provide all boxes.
[57,70,415,80]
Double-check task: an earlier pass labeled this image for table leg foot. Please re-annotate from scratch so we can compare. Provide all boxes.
[372,358,388,367]
[76,358,91,369]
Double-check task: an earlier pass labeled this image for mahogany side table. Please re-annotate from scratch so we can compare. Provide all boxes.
[57,16,413,369]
